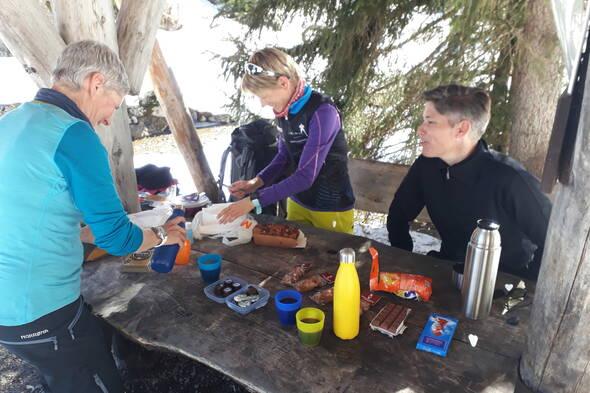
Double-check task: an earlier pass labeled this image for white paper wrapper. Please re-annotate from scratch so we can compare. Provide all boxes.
[127,206,173,228]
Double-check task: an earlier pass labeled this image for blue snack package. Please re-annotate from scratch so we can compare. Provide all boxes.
[416,313,458,356]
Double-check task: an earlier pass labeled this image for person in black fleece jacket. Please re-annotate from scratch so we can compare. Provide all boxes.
[387,84,552,280]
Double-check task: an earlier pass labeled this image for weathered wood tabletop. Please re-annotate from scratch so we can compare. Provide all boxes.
[81,215,534,393]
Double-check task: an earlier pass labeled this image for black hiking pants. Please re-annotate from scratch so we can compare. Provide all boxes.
[0,297,123,393]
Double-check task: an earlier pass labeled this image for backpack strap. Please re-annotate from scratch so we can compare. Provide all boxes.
[217,146,232,202]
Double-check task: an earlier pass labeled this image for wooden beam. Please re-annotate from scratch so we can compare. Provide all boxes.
[52,0,139,213]
[0,0,65,87]
[104,101,140,213]
[116,0,166,95]
[519,49,590,392]
[348,157,430,221]
[148,40,219,201]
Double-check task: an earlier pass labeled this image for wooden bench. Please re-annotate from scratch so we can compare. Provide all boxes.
[348,157,430,221]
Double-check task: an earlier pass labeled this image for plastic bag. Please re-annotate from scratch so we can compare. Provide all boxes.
[191,203,257,247]
[369,248,433,302]
[127,205,173,228]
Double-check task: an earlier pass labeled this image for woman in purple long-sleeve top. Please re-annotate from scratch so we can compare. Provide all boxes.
[217,48,355,233]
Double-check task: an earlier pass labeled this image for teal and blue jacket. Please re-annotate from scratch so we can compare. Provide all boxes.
[0,89,142,326]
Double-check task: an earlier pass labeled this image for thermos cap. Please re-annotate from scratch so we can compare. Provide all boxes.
[477,218,499,231]
[339,248,355,263]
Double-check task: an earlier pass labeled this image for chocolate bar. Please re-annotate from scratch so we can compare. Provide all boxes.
[416,313,458,356]
[370,303,411,338]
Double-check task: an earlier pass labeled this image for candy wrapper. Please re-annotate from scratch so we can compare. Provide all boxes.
[416,313,458,356]
[310,289,381,315]
[502,280,527,315]
[281,263,312,285]
[294,272,335,292]
[310,287,333,305]
[360,290,382,314]
[369,248,432,302]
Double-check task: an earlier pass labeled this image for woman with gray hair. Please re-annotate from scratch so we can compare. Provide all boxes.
[0,40,186,392]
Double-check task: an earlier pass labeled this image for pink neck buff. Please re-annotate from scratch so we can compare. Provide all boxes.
[273,78,305,118]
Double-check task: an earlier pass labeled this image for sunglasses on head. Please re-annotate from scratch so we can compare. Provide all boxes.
[244,63,289,79]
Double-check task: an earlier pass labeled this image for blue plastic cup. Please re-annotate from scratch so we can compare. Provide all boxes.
[197,254,222,284]
[274,290,302,326]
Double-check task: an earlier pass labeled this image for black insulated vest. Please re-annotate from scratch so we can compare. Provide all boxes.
[275,91,355,211]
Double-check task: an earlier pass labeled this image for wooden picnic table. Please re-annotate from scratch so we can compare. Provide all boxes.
[81,215,534,393]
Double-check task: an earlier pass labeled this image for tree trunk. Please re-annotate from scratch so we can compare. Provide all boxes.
[52,0,142,212]
[116,0,166,94]
[148,41,219,201]
[51,0,118,50]
[487,37,516,153]
[0,0,65,87]
[105,101,141,213]
[508,0,562,177]
[519,40,590,392]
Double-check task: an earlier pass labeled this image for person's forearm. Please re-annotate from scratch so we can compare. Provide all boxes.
[387,216,413,251]
[136,228,163,252]
[258,105,341,207]
[257,139,289,185]
[80,226,156,253]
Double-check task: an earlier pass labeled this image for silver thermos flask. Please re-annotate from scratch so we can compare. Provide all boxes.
[462,219,501,319]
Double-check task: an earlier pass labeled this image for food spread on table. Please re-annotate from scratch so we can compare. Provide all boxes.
[195,228,485,357]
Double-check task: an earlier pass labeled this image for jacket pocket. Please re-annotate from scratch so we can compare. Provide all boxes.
[0,336,58,351]
[67,298,85,340]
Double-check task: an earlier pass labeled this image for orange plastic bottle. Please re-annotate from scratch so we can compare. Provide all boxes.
[174,238,191,265]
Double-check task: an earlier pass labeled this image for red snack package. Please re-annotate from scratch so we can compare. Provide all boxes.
[281,263,311,285]
[368,248,432,302]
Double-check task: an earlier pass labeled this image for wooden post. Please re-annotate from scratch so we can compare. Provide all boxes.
[53,0,162,212]
[52,0,140,212]
[0,0,65,87]
[51,0,118,50]
[519,52,590,391]
[148,41,219,201]
[116,0,166,94]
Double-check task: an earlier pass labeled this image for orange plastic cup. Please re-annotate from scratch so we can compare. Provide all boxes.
[174,238,191,265]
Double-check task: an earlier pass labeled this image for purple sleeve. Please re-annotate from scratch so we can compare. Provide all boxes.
[257,138,290,185]
[258,103,341,207]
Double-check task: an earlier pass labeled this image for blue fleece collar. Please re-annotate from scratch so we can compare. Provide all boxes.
[289,85,312,115]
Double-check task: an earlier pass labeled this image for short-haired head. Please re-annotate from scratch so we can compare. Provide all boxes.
[241,47,301,94]
[421,84,491,140]
[51,40,129,96]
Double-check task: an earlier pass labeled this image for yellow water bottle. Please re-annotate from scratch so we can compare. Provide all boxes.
[333,248,360,339]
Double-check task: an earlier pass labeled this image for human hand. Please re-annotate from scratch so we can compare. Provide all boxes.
[229,177,263,198]
[162,216,186,247]
[217,198,255,224]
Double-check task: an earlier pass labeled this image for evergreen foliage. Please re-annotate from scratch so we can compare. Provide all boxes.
[215,0,525,162]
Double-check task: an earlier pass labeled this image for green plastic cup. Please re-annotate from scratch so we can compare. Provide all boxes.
[296,307,325,347]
